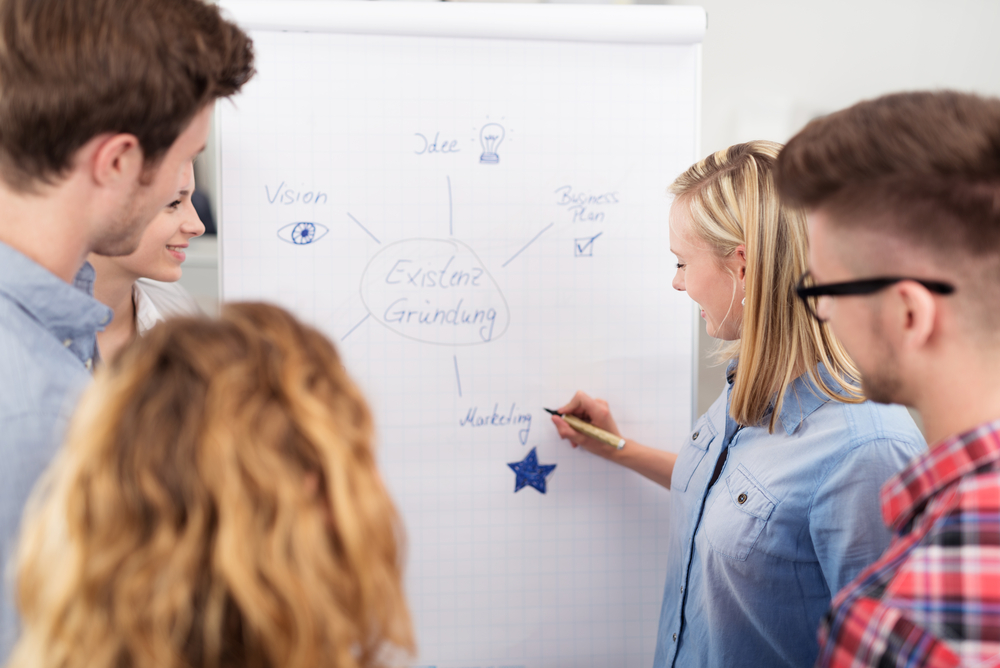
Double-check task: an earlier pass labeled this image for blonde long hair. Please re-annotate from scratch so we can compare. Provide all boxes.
[670,141,862,431]
[8,303,414,668]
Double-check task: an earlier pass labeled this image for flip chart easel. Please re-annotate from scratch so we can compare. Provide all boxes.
[217,3,704,665]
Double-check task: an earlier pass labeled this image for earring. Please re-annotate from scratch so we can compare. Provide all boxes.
[742,298,745,306]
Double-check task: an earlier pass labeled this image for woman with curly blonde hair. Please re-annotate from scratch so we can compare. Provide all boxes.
[6,302,414,668]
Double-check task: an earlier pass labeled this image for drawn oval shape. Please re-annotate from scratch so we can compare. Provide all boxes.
[277,221,329,245]
[360,238,510,346]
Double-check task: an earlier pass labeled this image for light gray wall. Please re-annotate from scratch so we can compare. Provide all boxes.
[684,0,1000,414]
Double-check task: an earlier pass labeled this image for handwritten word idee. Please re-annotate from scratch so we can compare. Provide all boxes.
[414,132,461,155]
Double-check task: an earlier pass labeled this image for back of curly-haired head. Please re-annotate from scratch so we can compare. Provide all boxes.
[7,302,414,668]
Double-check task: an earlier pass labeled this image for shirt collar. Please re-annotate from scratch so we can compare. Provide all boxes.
[0,241,112,345]
[728,359,833,435]
[777,367,837,435]
[881,419,1000,532]
[133,282,165,335]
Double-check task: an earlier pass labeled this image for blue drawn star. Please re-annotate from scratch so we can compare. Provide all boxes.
[508,447,556,494]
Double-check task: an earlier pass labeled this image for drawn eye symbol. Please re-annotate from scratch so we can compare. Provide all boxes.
[277,222,329,245]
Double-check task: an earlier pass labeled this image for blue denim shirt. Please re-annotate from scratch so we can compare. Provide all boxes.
[0,242,110,660]
[654,366,925,668]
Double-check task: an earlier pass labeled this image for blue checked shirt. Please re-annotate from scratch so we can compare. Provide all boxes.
[0,242,110,661]
[654,365,926,668]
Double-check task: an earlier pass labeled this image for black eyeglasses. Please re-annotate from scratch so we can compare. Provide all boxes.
[795,271,955,323]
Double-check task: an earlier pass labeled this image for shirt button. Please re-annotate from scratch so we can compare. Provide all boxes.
[672,633,678,642]
[692,430,700,440]
[679,586,684,593]
[63,339,72,347]
[738,493,748,504]
[85,359,93,371]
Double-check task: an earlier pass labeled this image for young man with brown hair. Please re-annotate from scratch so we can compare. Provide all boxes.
[0,0,254,658]
[777,91,1000,667]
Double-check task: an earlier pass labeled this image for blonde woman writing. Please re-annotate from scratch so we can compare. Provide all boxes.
[551,142,925,668]
[6,303,414,668]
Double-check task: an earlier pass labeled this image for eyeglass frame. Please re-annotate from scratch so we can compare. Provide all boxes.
[795,271,955,323]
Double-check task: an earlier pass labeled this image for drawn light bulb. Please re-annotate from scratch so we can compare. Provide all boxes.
[479,122,505,164]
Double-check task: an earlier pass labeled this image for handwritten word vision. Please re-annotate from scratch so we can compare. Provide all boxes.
[265,181,328,205]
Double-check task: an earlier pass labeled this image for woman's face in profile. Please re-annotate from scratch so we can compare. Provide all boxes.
[111,161,205,282]
[669,201,745,341]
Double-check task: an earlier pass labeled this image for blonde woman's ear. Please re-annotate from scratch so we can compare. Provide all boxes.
[735,245,748,280]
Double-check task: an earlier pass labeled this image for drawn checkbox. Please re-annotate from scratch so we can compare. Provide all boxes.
[574,232,604,257]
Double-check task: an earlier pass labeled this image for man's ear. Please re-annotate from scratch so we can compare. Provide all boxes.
[895,280,938,352]
[90,133,143,188]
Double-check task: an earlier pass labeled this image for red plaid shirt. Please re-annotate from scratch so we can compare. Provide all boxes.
[817,420,1000,668]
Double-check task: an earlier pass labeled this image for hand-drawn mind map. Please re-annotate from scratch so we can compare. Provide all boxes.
[272,121,618,494]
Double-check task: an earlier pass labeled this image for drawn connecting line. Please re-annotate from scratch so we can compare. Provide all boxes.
[347,212,381,245]
[447,175,454,236]
[453,354,462,397]
[340,313,370,342]
[277,221,329,245]
[508,447,556,494]
[502,223,554,269]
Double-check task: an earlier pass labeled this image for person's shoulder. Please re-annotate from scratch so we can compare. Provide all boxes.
[826,400,926,452]
[135,278,202,318]
[0,295,34,347]
[0,297,89,408]
[952,465,1000,510]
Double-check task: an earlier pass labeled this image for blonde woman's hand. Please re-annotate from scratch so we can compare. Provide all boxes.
[550,390,624,461]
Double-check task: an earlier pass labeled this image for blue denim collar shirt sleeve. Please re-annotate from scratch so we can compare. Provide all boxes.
[654,363,926,668]
[0,241,111,661]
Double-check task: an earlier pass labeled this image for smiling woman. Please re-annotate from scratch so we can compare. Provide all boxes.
[88,161,205,362]
[550,140,927,668]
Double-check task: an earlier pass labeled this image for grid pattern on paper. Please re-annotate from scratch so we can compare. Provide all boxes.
[220,30,698,668]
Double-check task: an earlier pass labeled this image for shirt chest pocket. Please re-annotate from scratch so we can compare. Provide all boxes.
[671,416,717,493]
[704,464,778,561]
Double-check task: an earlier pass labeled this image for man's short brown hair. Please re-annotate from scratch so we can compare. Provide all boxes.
[776,91,1000,259]
[0,0,255,191]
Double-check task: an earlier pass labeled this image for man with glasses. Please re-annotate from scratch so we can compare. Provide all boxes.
[777,91,1000,667]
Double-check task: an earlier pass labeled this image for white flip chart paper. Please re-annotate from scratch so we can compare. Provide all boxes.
[218,4,702,666]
